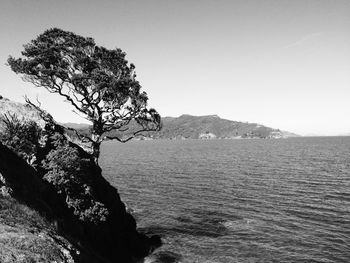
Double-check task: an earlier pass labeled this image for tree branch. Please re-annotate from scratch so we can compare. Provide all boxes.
[104,124,159,143]
[24,96,93,144]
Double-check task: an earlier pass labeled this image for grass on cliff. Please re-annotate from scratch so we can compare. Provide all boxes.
[0,196,75,263]
[0,196,49,230]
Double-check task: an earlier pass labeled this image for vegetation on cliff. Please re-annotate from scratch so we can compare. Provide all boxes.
[0,97,161,262]
[0,196,82,263]
[1,26,162,262]
[0,113,42,162]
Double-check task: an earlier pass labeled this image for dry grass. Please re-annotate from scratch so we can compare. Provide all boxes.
[0,98,46,132]
[0,196,77,263]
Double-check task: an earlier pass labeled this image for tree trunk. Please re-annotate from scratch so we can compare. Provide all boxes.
[91,120,103,165]
[91,140,101,165]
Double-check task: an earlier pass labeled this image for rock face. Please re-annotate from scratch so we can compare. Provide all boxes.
[0,97,160,262]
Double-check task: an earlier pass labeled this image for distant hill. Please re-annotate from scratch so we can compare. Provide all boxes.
[64,114,299,140]
[58,122,90,130]
[152,114,299,139]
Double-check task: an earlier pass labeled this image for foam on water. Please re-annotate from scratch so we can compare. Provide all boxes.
[221,219,259,231]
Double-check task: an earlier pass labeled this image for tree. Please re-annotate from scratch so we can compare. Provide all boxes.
[8,28,161,164]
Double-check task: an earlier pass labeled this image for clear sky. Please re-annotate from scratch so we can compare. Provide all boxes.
[0,0,349,135]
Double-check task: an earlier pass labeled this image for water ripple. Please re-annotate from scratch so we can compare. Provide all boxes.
[101,137,350,263]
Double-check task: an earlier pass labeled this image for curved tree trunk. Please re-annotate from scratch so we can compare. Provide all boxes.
[91,140,101,165]
[91,120,104,165]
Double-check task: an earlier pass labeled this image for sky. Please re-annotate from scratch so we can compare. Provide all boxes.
[0,0,349,136]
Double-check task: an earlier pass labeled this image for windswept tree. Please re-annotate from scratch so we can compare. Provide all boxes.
[8,28,161,164]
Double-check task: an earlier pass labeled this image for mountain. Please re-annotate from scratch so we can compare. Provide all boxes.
[59,122,90,130]
[338,133,350,136]
[64,114,299,140]
[154,114,298,139]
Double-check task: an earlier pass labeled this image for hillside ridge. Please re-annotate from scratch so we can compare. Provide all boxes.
[64,114,299,140]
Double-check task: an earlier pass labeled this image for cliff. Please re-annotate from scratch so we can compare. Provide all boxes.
[0,97,160,262]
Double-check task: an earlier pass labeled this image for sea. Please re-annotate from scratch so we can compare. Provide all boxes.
[100,137,350,263]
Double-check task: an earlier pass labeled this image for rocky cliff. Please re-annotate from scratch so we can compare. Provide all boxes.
[0,97,160,262]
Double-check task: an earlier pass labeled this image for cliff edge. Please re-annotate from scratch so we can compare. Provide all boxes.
[0,97,161,262]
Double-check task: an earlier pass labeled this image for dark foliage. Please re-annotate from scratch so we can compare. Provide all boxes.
[42,133,108,223]
[0,112,108,224]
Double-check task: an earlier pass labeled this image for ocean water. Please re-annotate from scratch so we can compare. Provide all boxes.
[100,137,350,263]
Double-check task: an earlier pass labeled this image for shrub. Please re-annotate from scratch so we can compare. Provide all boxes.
[0,113,42,163]
[0,112,109,224]
[42,134,108,224]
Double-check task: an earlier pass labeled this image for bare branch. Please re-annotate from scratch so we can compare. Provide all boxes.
[62,125,94,143]
[104,124,159,143]
[25,96,55,123]
[25,96,93,144]
[104,135,133,143]
[52,80,90,116]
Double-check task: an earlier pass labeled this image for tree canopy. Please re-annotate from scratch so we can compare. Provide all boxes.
[8,28,161,163]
